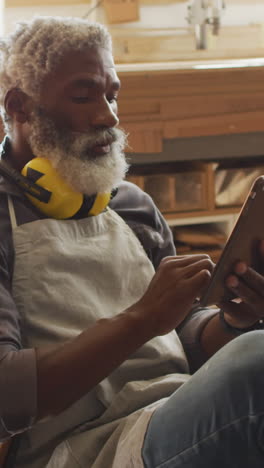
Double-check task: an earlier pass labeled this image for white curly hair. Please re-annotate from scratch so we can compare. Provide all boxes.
[0,16,112,133]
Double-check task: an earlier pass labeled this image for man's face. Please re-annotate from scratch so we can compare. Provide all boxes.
[40,45,120,139]
[27,46,128,195]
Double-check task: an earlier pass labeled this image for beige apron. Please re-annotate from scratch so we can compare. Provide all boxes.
[8,197,189,467]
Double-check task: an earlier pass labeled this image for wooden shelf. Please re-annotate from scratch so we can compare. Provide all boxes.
[164,207,241,222]
[167,209,240,262]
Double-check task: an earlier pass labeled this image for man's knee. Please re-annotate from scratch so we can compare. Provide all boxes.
[212,331,264,389]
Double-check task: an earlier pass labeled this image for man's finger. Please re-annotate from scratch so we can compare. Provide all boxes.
[232,264,264,297]
[186,269,212,297]
[160,254,213,270]
[182,258,214,278]
[226,278,264,318]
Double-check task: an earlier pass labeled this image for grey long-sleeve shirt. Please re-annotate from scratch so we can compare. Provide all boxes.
[0,173,217,441]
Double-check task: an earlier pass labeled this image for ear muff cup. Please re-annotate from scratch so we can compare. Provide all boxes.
[21,157,112,219]
[22,158,84,219]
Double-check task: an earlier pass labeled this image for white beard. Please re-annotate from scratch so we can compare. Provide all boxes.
[28,108,129,196]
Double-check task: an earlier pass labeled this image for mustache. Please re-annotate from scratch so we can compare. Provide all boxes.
[29,106,128,162]
[68,127,120,148]
[32,106,125,149]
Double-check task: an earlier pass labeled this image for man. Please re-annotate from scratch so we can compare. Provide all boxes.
[0,15,264,468]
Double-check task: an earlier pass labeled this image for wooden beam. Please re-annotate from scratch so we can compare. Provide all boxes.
[111,24,264,63]
[140,0,185,4]
[117,65,264,152]
[5,0,88,7]
[228,0,256,3]
[5,0,182,5]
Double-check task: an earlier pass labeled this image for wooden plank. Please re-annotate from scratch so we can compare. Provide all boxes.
[163,110,264,139]
[118,98,160,119]
[128,130,163,153]
[117,67,264,100]
[123,120,162,131]
[160,93,264,120]
[112,24,264,63]
[124,110,264,150]
[124,126,163,153]
[164,207,240,221]
[120,93,264,124]
[140,0,185,4]
[5,0,182,5]
[114,44,264,64]
[227,0,256,3]
[6,0,185,6]
[113,32,195,63]
[117,64,264,148]
[5,0,86,6]
[103,0,139,24]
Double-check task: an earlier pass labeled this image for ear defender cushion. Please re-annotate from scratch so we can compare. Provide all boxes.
[21,158,112,219]
[22,158,84,219]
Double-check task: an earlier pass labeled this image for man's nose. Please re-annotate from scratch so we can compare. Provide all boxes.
[91,99,119,129]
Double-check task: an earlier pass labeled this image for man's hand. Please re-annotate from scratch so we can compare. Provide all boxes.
[131,254,213,337]
[220,240,264,329]
[37,254,213,418]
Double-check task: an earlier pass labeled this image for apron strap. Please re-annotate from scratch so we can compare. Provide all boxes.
[7,195,17,230]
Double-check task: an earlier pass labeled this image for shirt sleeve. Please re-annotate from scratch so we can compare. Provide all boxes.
[177,305,219,374]
[0,239,37,439]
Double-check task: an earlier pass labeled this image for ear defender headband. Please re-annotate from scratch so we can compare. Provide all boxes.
[0,157,116,219]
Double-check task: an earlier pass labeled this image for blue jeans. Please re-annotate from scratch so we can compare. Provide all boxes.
[142,331,264,467]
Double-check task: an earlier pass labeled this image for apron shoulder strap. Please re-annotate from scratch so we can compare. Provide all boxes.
[7,195,17,230]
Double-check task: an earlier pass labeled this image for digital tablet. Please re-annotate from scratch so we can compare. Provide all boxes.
[199,175,264,307]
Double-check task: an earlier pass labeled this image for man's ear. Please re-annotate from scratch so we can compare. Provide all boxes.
[4,88,33,124]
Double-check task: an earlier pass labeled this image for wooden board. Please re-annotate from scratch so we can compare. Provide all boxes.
[227,0,258,3]
[117,64,264,152]
[140,0,186,4]
[103,0,139,23]
[111,25,264,63]
[5,0,184,5]
[5,0,87,6]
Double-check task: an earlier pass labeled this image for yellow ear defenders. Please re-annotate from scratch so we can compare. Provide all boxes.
[0,157,116,219]
[22,158,114,219]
